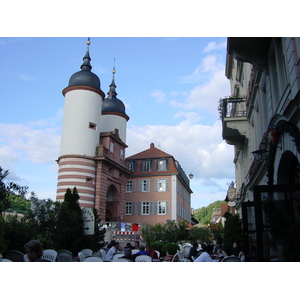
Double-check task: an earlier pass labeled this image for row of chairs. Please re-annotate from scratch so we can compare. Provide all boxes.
[2,247,159,262]
[2,249,73,262]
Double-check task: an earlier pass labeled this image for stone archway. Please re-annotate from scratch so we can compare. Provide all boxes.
[105,184,120,222]
[277,151,299,184]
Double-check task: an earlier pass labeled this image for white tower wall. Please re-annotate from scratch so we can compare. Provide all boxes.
[101,114,127,143]
[60,89,103,157]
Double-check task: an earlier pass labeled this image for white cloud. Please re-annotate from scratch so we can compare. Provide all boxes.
[202,40,227,53]
[151,90,166,103]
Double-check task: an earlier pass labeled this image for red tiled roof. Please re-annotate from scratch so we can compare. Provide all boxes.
[126,143,173,160]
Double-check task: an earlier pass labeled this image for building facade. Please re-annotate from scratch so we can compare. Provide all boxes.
[221,37,300,261]
[125,143,192,226]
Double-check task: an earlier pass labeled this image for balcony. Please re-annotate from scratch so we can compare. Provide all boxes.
[219,97,249,150]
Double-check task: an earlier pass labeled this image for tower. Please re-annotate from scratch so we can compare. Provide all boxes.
[101,65,129,143]
[56,39,131,223]
[56,39,105,207]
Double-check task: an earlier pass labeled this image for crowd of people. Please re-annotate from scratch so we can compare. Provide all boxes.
[188,241,245,262]
[21,239,245,262]
[105,240,159,261]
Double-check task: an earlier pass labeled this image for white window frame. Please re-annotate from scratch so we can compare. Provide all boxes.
[157,159,167,171]
[125,202,135,215]
[120,148,124,159]
[155,179,169,192]
[139,179,150,192]
[126,180,136,193]
[158,201,167,215]
[141,201,150,215]
[109,142,114,153]
[142,160,152,172]
[128,162,135,172]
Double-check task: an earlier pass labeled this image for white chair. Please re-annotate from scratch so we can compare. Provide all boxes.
[112,253,124,261]
[182,245,192,258]
[176,250,190,262]
[131,249,139,255]
[117,258,132,262]
[0,258,12,262]
[57,250,73,262]
[41,249,57,262]
[81,249,93,257]
[83,256,104,262]
[221,256,241,262]
[78,252,85,262]
[135,255,152,262]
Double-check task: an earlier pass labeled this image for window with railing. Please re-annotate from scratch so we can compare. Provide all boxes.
[218,97,247,121]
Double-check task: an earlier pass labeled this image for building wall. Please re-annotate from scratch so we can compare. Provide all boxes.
[125,146,192,226]
[60,89,102,157]
[101,114,127,144]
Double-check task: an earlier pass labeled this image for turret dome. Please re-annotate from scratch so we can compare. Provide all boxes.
[67,38,101,90]
[102,68,127,116]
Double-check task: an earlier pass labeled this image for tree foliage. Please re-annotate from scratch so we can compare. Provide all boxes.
[53,188,85,255]
[0,167,28,215]
[194,201,226,225]
[223,211,243,254]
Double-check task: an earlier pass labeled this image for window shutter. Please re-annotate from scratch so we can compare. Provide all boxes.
[132,202,135,215]
[166,201,170,214]
[154,179,158,191]
[166,179,169,191]
[146,179,150,192]
[153,202,158,215]
[138,202,142,215]
[139,180,142,192]
[132,180,136,192]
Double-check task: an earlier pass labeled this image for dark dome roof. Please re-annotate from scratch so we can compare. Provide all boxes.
[102,97,126,114]
[67,43,101,90]
[102,74,126,115]
[68,69,100,90]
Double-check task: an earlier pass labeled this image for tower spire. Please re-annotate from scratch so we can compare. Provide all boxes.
[108,58,117,98]
[81,37,92,71]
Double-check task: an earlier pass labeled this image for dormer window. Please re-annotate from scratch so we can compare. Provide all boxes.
[141,160,152,172]
[157,159,168,171]
[109,142,114,153]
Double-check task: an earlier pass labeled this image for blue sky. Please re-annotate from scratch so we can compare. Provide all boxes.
[0,37,234,209]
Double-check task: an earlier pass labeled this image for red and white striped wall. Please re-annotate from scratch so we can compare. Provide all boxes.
[56,156,96,208]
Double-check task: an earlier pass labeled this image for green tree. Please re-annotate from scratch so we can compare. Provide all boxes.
[223,211,243,254]
[0,215,6,254]
[189,226,211,244]
[53,188,85,255]
[25,193,60,249]
[0,167,28,215]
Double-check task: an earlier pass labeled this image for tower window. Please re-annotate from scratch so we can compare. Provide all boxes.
[89,122,97,130]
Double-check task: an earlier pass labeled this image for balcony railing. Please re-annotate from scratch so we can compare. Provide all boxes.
[219,97,247,121]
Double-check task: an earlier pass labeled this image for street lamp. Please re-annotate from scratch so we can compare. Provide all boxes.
[252,149,269,161]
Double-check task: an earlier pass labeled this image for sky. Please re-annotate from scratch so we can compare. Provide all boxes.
[0,36,235,209]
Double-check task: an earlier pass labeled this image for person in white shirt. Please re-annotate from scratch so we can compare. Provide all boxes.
[194,245,219,262]
[106,242,120,260]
